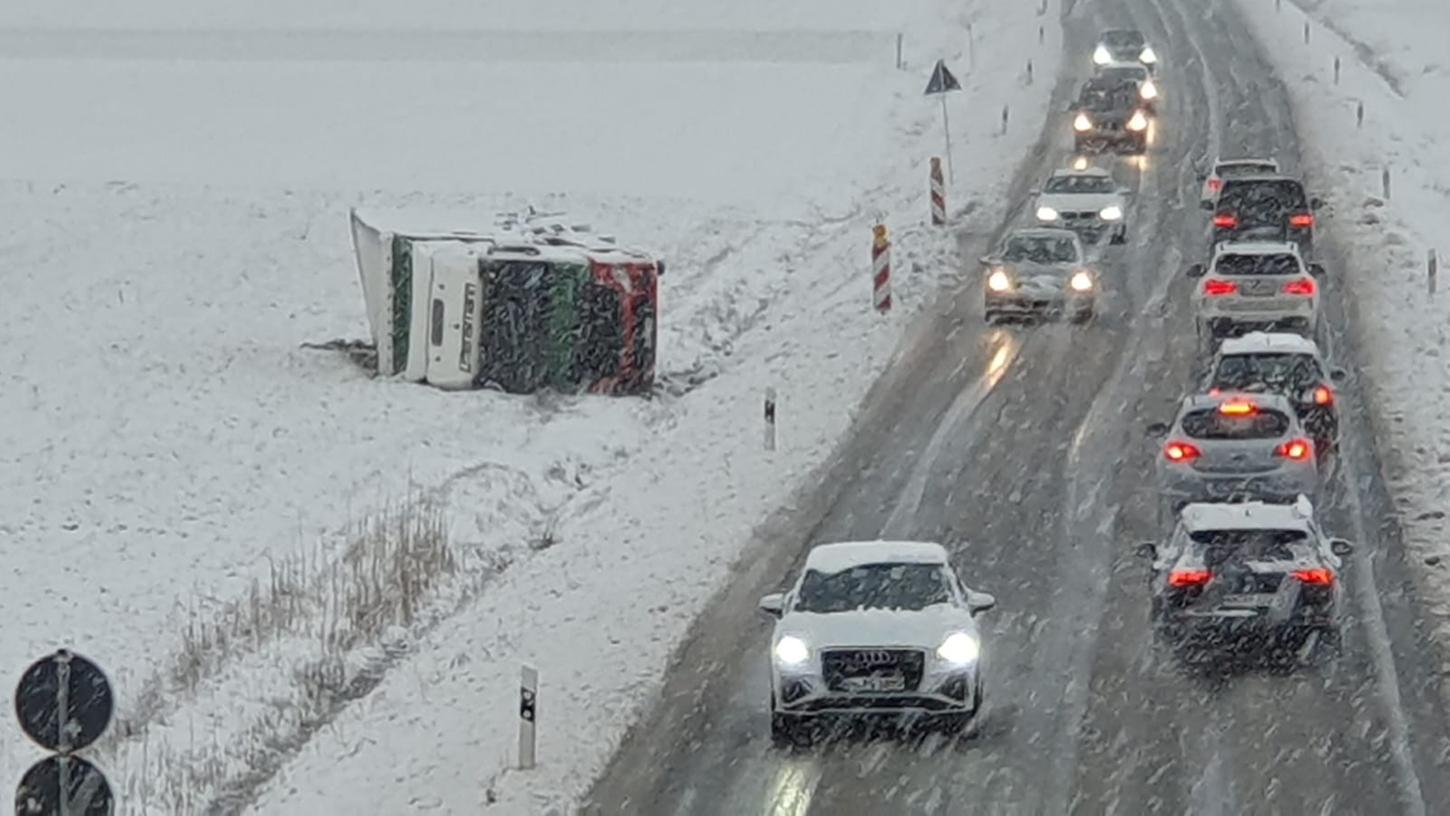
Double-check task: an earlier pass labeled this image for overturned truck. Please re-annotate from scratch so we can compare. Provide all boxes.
[349,208,661,395]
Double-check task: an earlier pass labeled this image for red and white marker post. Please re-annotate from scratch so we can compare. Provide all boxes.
[930,158,947,226]
[872,224,892,313]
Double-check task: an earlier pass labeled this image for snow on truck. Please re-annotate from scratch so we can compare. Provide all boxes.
[349,208,661,395]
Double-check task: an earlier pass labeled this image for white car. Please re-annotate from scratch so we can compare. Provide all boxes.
[982,228,1098,322]
[1204,332,1345,453]
[1187,241,1324,347]
[1093,28,1157,72]
[1198,157,1280,207]
[1152,392,1319,514]
[758,541,996,745]
[1032,166,1130,245]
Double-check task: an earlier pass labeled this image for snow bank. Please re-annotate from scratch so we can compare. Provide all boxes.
[1229,0,1450,672]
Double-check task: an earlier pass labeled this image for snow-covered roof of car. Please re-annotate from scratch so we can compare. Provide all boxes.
[1179,499,1315,533]
[1212,240,1301,257]
[1214,157,1279,169]
[1218,332,1322,357]
[1179,390,1297,415]
[804,541,949,573]
[1049,166,1112,179]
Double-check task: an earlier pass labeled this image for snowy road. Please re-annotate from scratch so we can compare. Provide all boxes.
[583,0,1450,812]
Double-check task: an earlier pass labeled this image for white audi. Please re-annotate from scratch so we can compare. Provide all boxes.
[758,541,996,745]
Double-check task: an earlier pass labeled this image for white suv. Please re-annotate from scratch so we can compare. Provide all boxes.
[1187,241,1324,349]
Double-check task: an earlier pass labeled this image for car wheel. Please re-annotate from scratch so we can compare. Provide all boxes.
[771,711,811,748]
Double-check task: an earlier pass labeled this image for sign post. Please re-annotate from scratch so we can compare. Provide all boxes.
[924,59,963,183]
[14,650,115,815]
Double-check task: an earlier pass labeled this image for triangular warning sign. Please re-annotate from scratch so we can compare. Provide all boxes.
[924,59,962,95]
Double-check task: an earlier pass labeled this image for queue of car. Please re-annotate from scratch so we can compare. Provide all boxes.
[752,28,1357,749]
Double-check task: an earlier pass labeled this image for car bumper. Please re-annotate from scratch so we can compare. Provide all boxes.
[773,668,979,717]
[987,291,1094,314]
[1075,131,1146,151]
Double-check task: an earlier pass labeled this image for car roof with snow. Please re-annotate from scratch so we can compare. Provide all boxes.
[1178,499,1315,534]
[1049,166,1113,180]
[1212,240,1302,257]
[1178,390,1297,415]
[804,541,949,573]
[1214,157,1279,169]
[1218,332,1322,357]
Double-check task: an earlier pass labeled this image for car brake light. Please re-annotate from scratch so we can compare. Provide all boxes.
[1164,441,1202,462]
[1292,567,1335,585]
[1203,279,1237,296]
[1218,400,1257,415]
[1313,385,1334,406]
[1213,213,1238,229]
[1282,278,1316,295]
[1276,438,1314,461]
[1289,213,1315,228]
[1208,178,1222,192]
[1169,569,1212,587]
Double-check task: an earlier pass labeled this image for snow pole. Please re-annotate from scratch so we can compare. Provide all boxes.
[872,225,892,313]
[930,158,947,226]
[764,388,777,451]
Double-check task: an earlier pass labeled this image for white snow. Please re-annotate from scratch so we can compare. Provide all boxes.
[1229,0,1450,675]
[803,541,952,573]
[0,0,1061,812]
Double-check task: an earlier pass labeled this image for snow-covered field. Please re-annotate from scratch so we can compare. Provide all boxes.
[1231,0,1450,670]
[0,0,1059,813]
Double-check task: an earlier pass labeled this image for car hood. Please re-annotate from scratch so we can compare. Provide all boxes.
[1037,192,1125,212]
[1003,260,1077,280]
[776,605,978,650]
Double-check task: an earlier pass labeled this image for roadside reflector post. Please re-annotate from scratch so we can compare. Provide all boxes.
[872,225,892,314]
[1276,0,1282,11]
[1304,22,1311,44]
[1334,56,1341,85]
[967,24,975,71]
[1039,25,1045,44]
[764,388,777,451]
[896,33,903,70]
[1383,166,1391,200]
[1001,105,1010,135]
[1357,101,1364,129]
[518,665,538,770]
[930,158,947,226]
[1429,250,1438,296]
[1026,60,1034,85]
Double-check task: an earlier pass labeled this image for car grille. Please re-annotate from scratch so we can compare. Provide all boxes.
[1060,211,1102,224]
[821,649,925,692]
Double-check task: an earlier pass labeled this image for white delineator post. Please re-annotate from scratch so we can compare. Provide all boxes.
[1429,249,1438,296]
[872,225,892,313]
[764,388,777,451]
[518,665,538,770]
[930,158,947,226]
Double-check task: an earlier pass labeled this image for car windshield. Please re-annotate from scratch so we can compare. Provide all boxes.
[1218,162,1276,178]
[1180,407,1291,439]
[1045,175,1116,194]
[1002,235,1078,263]
[1218,179,1309,220]
[1212,353,1322,392]
[1214,253,1301,276]
[1079,86,1137,111]
[795,562,953,613]
[1098,67,1147,84]
[1103,31,1145,48]
[1190,529,1307,565]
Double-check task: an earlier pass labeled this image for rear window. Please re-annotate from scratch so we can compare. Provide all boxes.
[1211,353,1323,392]
[1079,86,1137,111]
[1098,67,1147,84]
[1217,162,1276,178]
[1180,407,1291,439]
[1218,179,1308,212]
[1190,529,1307,564]
[1213,253,1301,276]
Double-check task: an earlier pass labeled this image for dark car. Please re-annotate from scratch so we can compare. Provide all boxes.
[1208,175,1323,256]
[1070,81,1150,154]
[1094,63,1158,114]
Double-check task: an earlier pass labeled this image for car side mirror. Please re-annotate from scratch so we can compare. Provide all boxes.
[1309,263,1326,278]
[1135,541,1158,560]
[758,593,785,619]
[1199,199,1215,211]
[1311,197,1326,210]
[1185,263,1206,278]
[1146,421,1170,437]
[1330,538,1354,557]
[966,591,996,615]
[1330,367,1349,383]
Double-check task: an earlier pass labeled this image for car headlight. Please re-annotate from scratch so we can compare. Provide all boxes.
[1140,46,1157,64]
[1072,156,1090,170]
[1073,113,1093,132]
[1093,45,1111,65]
[774,635,809,667]
[1140,80,1158,100]
[937,632,980,665]
[1127,111,1149,131]
[987,269,1012,292]
[1036,206,1059,221]
[1070,270,1095,291]
[1099,205,1123,221]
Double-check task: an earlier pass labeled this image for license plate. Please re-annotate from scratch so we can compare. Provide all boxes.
[841,675,906,692]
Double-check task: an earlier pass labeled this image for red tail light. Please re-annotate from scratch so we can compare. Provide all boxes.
[1282,278,1316,295]
[1292,567,1335,585]
[1313,385,1334,406]
[1208,178,1223,192]
[1276,438,1314,461]
[1203,279,1238,296]
[1212,213,1238,229]
[1169,569,1212,587]
[1289,213,1315,228]
[1164,441,1202,462]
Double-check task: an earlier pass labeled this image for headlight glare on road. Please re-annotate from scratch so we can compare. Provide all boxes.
[1073,113,1093,132]
[1070,271,1095,291]
[988,269,1012,292]
[1127,111,1149,131]
[774,636,809,666]
[937,632,981,665]
[1093,45,1112,65]
[1036,206,1059,221]
[1099,205,1123,221]
[1140,79,1158,100]
[1140,46,1158,64]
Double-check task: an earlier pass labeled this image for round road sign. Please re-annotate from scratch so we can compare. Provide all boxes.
[14,650,113,753]
[14,755,113,815]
